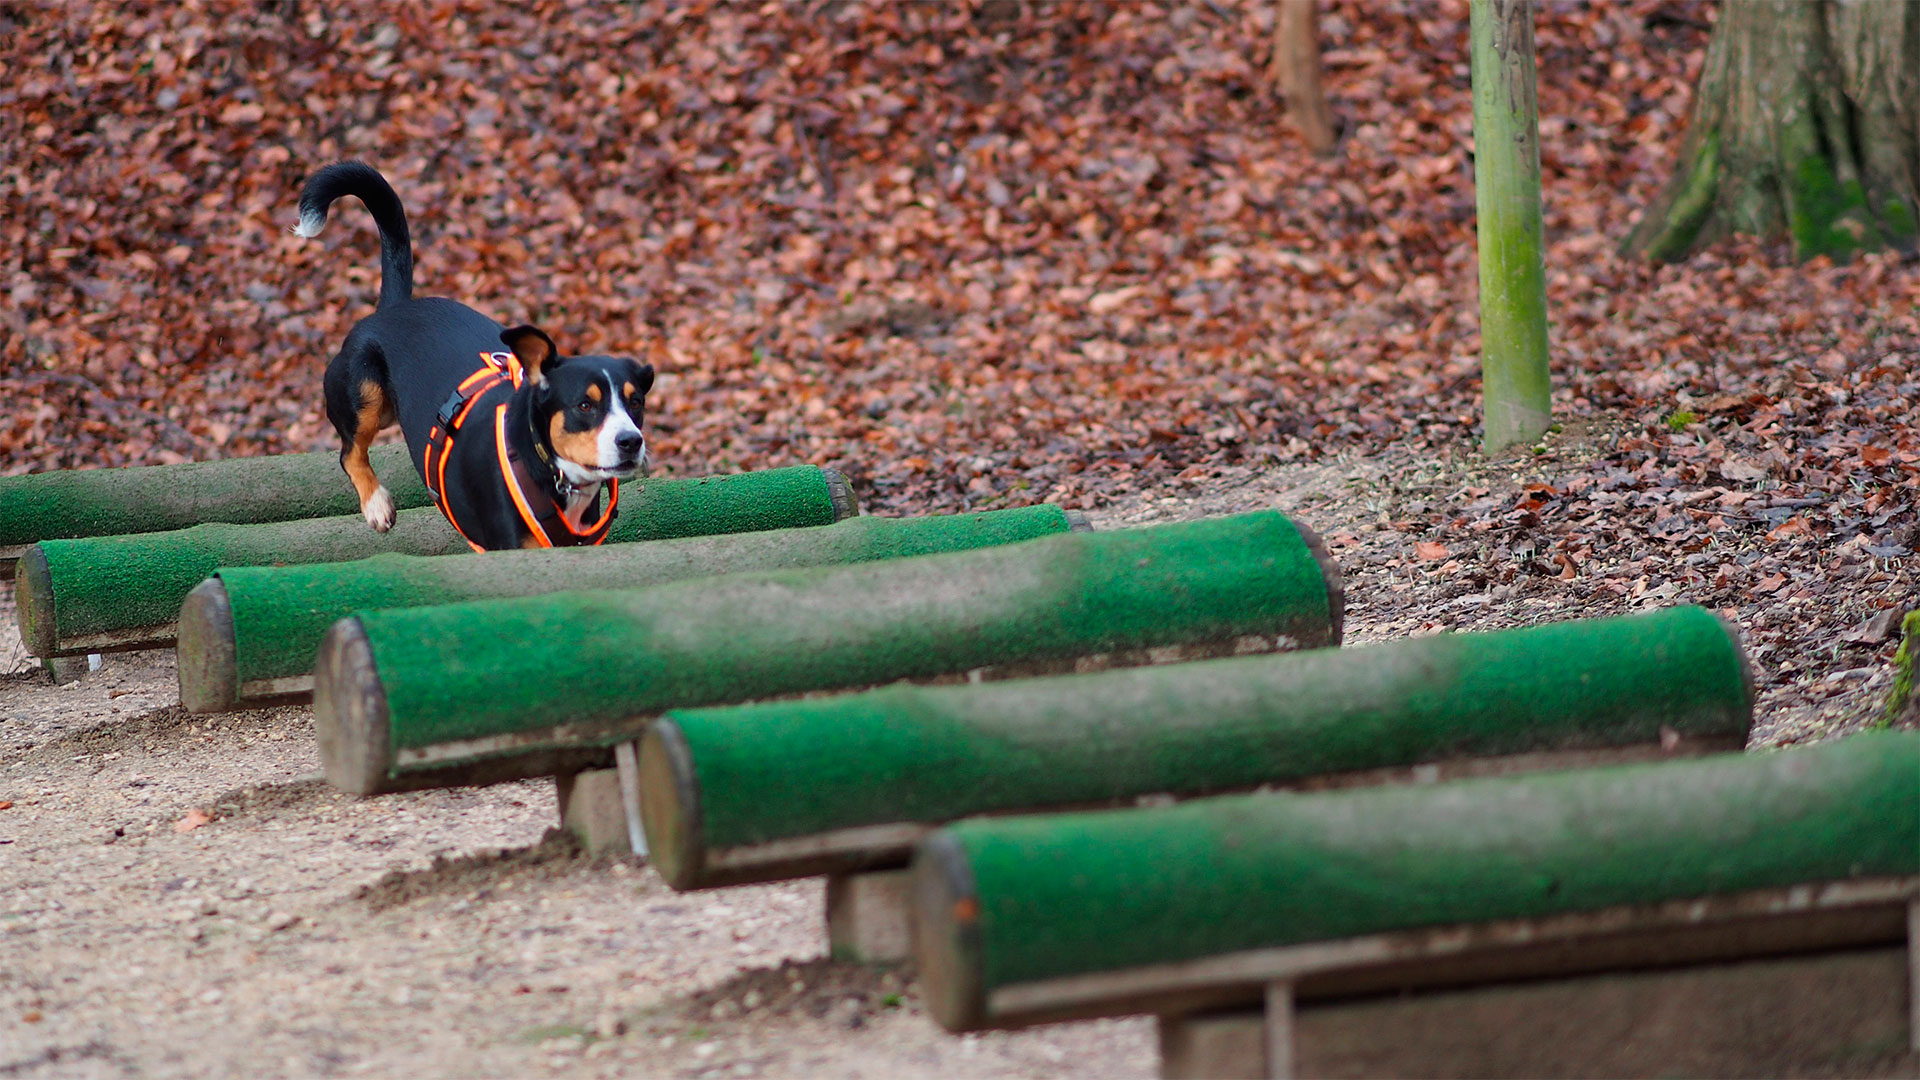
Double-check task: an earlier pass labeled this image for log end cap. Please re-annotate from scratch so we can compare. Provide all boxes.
[912,829,988,1033]
[1711,609,1759,734]
[14,544,57,659]
[638,719,705,889]
[1289,518,1345,647]
[177,577,239,715]
[821,467,861,522]
[313,616,395,795]
[1061,509,1095,533]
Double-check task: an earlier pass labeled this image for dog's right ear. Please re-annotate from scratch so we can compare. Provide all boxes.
[501,325,560,385]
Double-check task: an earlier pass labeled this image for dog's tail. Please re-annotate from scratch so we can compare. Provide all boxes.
[295,161,414,309]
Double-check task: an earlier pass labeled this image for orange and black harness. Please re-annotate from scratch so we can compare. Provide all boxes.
[422,350,620,552]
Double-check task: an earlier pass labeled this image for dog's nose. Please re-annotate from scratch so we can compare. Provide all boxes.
[615,432,644,457]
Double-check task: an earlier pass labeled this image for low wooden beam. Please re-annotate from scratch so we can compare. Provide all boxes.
[17,465,856,661]
[177,505,1080,714]
[912,734,1920,1033]
[641,606,1751,892]
[313,511,1342,796]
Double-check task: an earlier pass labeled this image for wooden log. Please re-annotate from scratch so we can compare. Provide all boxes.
[1163,948,1915,1079]
[0,445,430,578]
[556,768,635,856]
[826,869,916,964]
[911,732,1920,1032]
[15,465,856,660]
[313,510,1342,795]
[17,504,466,660]
[178,506,1085,714]
[642,607,1752,891]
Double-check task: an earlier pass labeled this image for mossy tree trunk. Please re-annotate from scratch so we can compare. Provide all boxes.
[1624,1,1920,263]
[1880,611,1919,729]
[1471,0,1553,455]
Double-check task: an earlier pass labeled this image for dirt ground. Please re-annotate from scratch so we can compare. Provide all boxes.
[1,431,1912,1079]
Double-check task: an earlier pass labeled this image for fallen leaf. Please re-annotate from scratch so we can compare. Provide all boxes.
[174,808,213,833]
[1842,610,1902,644]
[1414,540,1449,561]
[1754,573,1788,594]
[0,800,12,810]
[1860,446,1892,467]
[1087,286,1142,315]
[1766,517,1810,541]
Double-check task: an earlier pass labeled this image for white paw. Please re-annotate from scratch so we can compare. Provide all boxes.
[363,486,395,532]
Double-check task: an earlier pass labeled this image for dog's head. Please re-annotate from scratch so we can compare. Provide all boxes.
[501,325,654,485]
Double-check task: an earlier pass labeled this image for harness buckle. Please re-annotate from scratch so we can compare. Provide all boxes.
[435,389,469,431]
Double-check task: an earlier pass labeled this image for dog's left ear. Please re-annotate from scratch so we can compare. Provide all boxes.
[632,363,655,395]
[501,325,560,385]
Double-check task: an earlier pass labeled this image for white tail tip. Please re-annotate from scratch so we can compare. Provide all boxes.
[293,209,326,238]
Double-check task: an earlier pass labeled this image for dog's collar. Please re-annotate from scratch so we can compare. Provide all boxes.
[525,401,556,470]
[519,401,572,502]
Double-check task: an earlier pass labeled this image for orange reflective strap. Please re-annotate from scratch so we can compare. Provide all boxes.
[496,404,554,548]
[476,350,525,389]
[552,477,618,541]
[424,361,512,555]
[431,437,483,553]
[425,356,607,552]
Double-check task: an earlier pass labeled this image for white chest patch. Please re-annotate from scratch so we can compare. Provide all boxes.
[559,481,604,529]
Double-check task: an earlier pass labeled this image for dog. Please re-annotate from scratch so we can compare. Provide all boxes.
[294,161,653,551]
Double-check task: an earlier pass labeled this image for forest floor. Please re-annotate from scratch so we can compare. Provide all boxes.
[3,0,1918,1076]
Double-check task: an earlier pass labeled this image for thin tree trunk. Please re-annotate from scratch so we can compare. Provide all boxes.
[1881,611,1919,729]
[1274,0,1336,155]
[1624,0,1920,263]
[1471,0,1552,455]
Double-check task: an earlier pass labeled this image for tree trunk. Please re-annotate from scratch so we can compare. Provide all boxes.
[1880,611,1919,729]
[1624,1,1920,263]
[1471,0,1553,455]
[1273,1,1336,155]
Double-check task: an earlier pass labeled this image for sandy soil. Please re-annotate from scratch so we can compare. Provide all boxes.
[1,441,1909,1078]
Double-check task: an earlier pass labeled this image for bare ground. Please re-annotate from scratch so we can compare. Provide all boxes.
[1,433,1911,1078]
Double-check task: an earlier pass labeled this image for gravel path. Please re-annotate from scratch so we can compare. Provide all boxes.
[1,444,1908,1078]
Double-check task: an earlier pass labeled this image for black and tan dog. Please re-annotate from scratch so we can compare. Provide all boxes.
[295,161,652,551]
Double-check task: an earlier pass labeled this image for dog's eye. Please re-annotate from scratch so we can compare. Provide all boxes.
[576,401,594,413]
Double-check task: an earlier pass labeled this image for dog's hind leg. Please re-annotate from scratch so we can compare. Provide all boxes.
[325,349,399,532]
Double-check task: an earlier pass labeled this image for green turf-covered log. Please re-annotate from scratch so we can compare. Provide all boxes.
[912,731,1920,1032]
[15,466,855,658]
[0,445,431,578]
[179,505,1088,713]
[642,606,1753,890]
[314,510,1342,795]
